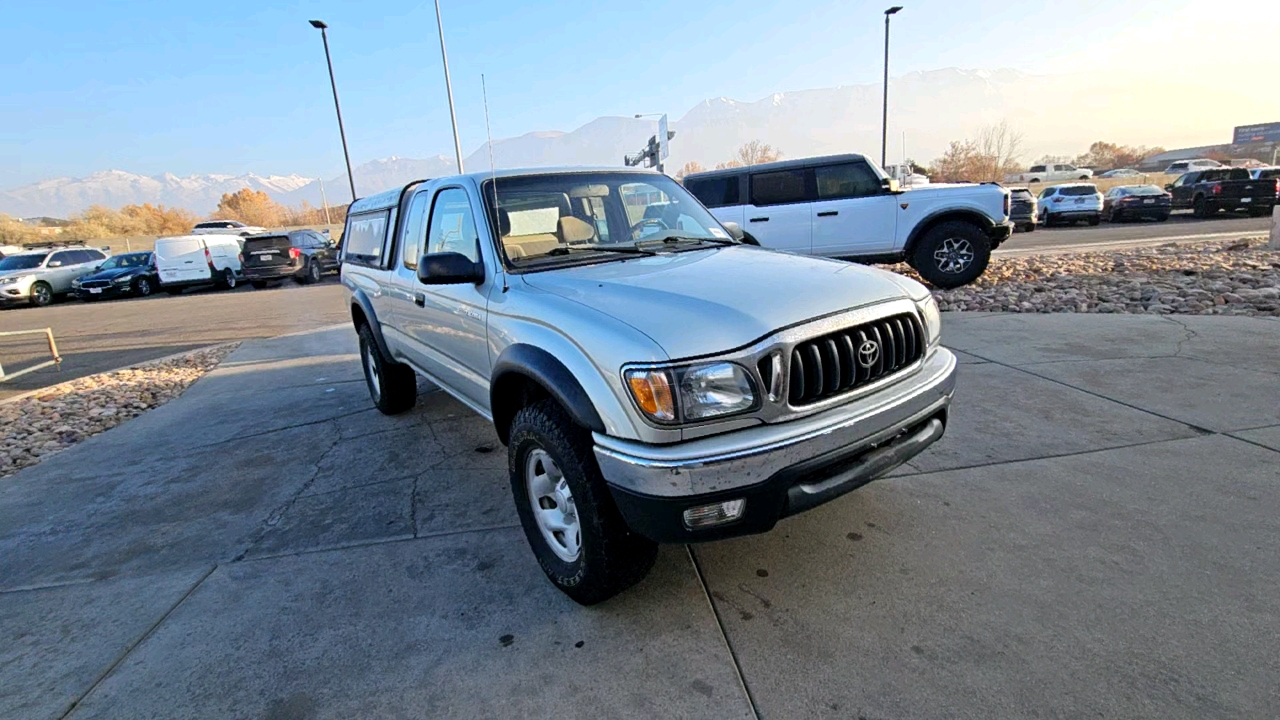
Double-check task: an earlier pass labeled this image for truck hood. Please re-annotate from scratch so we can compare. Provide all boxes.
[520,246,922,360]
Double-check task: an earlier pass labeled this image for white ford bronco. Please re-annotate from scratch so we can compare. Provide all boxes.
[684,154,1013,288]
[342,167,957,604]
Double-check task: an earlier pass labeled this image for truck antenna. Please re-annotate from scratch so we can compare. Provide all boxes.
[482,73,507,292]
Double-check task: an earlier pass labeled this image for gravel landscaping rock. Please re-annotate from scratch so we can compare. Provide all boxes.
[892,237,1280,316]
[0,344,237,478]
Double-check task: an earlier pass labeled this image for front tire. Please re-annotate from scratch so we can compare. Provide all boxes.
[911,221,991,289]
[134,277,153,297]
[508,399,657,605]
[358,323,416,415]
[1192,196,1210,219]
[29,281,53,307]
[1088,214,1101,226]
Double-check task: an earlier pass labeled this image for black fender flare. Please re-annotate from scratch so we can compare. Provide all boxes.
[491,344,605,444]
[349,288,393,361]
[904,209,996,256]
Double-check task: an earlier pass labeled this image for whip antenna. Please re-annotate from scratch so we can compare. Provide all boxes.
[482,73,507,291]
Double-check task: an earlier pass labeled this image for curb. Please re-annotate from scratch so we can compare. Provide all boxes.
[0,342,240,407]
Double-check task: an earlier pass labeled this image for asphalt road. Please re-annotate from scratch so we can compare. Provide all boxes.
[0,279,348,401]
[1000,210,1272,254]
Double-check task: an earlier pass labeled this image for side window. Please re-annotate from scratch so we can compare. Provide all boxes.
[400,192,431,270]
[814,162,882,200]
[425,188,479,262]
[86,249,107,262]
[343,211,390,264]
[750,169,812,206]
[1039,188,1054,199]
[1029,165,1046,173]
[50,251,76,266]
[685,176,741,208]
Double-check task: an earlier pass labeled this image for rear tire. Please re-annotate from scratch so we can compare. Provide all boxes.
[911,221,991,289]
[358,323,416,415]
[303,259,322,284]
[1088,214,1101,226]
[164,287,184,296]
[508,399,658,605]
[1157,213,1170,222]
[218,268,237,290]
[1192,196,1209,219]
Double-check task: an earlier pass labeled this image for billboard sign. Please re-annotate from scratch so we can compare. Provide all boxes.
[1233,122,1280,145]
[658,115,670,160]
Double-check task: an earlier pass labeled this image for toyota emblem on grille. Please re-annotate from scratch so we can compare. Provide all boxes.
[857,340,880,368]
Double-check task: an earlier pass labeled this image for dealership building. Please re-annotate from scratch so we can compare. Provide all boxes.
[1139,122,1280,170]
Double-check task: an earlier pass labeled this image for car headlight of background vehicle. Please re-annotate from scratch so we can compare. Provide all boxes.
[915,293,942,348]
[112,275,132,284]
[625,362,758,424]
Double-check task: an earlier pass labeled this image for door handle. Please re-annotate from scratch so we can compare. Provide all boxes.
[414,293,426,307]
[749,217,769,223]
[817,211,839,217]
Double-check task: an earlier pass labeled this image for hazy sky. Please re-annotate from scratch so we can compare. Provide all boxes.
[2,0,1276,187]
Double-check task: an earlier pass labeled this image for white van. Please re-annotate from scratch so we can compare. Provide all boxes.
[154,234,243,295]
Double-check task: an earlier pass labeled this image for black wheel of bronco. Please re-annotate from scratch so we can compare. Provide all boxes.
[358,323,416,415]
[508,399,657,605]
[911,221,991,289]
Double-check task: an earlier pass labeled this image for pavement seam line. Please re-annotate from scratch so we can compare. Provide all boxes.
[57,564,219,720]
[959,347,1216,434]
[237,523,521,564]
[685,545,763,720]
[1224,434,1280,456]
[888,433,1214,478]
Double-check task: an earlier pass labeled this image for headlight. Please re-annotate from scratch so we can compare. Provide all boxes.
[112,275,132,284]
[625,362,757,424]
[71,277,82,287]
[0,276,22,285]
[916,294,942,348]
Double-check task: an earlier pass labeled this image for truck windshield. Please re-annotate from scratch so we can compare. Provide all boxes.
[0,254,47,271]
[483,172,730,267]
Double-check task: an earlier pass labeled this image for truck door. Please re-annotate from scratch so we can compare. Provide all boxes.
[393,186,493,410]
[1169,173,1196,208]
[744,168,813,253]
[809,160,897,257]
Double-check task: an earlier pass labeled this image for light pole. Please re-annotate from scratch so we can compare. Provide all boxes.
[434,0,464,174]
[309,20,357,203]
[881,6,902,170]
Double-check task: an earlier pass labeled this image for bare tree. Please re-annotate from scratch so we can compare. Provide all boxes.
[675,161,705,181]
[929,122,1025,182]
[734,140,783,166]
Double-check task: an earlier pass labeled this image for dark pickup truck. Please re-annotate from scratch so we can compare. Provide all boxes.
[1167,168,1278,218]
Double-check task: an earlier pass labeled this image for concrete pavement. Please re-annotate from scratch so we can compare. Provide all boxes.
[1,314,1278,719]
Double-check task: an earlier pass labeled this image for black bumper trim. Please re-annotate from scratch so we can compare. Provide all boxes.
[607,411,946,543]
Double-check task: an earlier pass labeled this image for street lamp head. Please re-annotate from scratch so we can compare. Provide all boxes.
[309,19,328,29]
[885,6,903,15]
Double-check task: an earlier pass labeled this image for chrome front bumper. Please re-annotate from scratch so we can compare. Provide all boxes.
[593,347,956,498]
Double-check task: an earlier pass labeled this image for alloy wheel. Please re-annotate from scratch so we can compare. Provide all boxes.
[525,448,581,562]
[932,237,975,274]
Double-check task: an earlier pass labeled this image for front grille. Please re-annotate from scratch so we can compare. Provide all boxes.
[782,313,925,406]
[80,280,111,289]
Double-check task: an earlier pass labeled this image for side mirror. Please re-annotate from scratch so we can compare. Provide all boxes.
[94,265,102,271]
[1164,184,1173,191]
[721,222,745,242]
[417,252,484,285]
[48,261,63,267]
[882,177,901,193]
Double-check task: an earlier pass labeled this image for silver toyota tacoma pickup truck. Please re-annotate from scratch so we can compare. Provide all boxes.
[341,167,957,604]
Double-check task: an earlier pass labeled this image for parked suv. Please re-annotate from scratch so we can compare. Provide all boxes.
[1164,159,1223,175]
[1037,184,1103,226]
[343,168,956,604]
[0,244,110,307]
[241,229,339,288]
[684,154,1012,288]
[1009,187,1038,232]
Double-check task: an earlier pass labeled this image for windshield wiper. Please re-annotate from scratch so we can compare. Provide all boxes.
[544,244,655,257]
[636,233,737,249]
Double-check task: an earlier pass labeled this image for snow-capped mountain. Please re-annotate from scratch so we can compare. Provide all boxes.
[0,170,312,219]
[4,67,1255,217]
